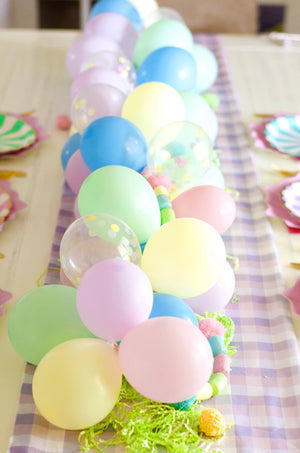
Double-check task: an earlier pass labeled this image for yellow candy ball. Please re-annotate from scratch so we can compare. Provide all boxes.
[199,408,226,437]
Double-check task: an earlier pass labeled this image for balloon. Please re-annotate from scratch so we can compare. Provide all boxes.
[147,121,213,198]
[7,285,95,365]
[192,43,218,93]
[149,293,198,328]
[143,7,184,28]
[60,267,75,287]
[32,338,122,430]
[137,46,197,92]
[60,213,142,286]
[80,116,147,173]
[118,317,213,403]
[77,259,153,341]
[179,91,218,143]
[78,166,161,244]
[81,51,136,89]
[61,132,81,170]
[73,196,80,219]
[71,83,126,134]
[66,34,123,79]
[65,150,91,194]
[141,218,226,298]
[184,261,235,314]
[172,185,236,234]
[122,82,185,143]
[90,0,142,33]
[134,19,193,68]
[84,13,138,60]
[198,163,225,189]
[71,67,130,99]
[127,0,158,20]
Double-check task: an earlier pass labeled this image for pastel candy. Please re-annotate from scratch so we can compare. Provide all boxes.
[198,318,226,339]
[208,335,227,357]
[196,382,213,401]
[213,354,230,377]
[209,372,227,396]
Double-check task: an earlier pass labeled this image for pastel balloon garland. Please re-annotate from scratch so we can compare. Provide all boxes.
[8,0,238,449]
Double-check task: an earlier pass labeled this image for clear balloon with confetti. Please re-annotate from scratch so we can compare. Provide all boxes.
[70,83,126,133]
[147,120,213,199]
[81,50,136,90]
[60,213,142,287]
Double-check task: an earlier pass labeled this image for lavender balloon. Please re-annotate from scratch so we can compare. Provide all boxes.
[71,67,131,99]
[66,34,123,79]
[184,262,235,315]
[77,259,153,341]
[65,150,91,195]
[85,12,138,60]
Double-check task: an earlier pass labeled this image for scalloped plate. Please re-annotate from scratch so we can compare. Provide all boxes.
[265,115,300,157]
[281,181,300,220]
[0,113,36,154]
[0,186,12,224]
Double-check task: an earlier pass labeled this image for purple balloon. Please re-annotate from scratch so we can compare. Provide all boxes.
[84,12,138,60]
[65,150,91,194]
[71,67,131,99]
[77,259,153,342]
[66,34,123,79]
[184,261,235,314]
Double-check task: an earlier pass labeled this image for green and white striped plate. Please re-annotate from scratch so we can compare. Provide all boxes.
[0,113,36,154]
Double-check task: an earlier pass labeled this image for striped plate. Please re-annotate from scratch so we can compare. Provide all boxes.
[0,186,12,224]
[0,113,36,153]
[264,115,300,157]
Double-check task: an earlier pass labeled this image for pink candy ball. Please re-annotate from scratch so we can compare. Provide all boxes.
[56,114,71,130]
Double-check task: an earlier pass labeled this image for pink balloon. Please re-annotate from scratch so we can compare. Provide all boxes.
[184,261,235,314]
[77,259,153,341]
[71,67,131,99]
[66,34,123,79]
[60,268,75,287]
[84,13,138,60]
[172,185,236,234]
[65,150,91,194]
[118,317,213,403]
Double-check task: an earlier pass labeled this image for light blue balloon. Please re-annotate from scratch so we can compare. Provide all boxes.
[90,0,142,33]
[192,43,218,93]
[149,293,198,328]
[137,46,197,92]
[80,116,147,173]
[61,133,81,170]
[198,163,225,189]
[179,91,218,143]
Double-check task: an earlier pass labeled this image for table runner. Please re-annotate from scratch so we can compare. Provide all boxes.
[8,34,300,453]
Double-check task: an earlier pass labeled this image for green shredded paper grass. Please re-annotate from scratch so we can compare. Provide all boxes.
[79,313,236,453]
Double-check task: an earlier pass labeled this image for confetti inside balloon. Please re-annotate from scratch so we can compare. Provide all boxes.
[71,83,126,134]
[147,120,213,198]
[81,50,136,90]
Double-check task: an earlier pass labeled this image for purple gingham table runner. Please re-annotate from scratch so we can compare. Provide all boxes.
[8,34,300,453]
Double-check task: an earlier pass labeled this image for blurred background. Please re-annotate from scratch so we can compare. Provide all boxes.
[0,0,299,33]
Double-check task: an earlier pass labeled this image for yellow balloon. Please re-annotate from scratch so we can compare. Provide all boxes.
[122,82,185,143]
[141,218,226,298]
[32,338,122,430]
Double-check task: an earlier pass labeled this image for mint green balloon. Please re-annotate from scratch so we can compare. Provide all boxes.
[179,91,218,144]
[133,19,193,68]
[8,285,95,365]
[78,165,161,244]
